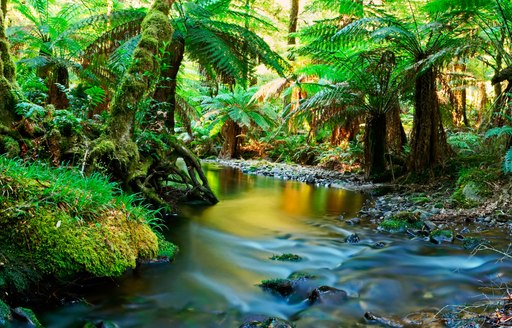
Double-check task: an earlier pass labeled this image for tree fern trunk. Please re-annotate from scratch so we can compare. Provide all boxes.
[364,112,387,178]
[408,66,449,173]
[386,98,406,154]
[220,119,242,159]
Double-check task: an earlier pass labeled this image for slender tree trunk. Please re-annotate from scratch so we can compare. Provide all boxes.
[452,63,468,127]
[408,66,449,173]
[152,33,185,134]
[364,112,387,178]
[288,0,299,45]
[476,82,488,127]
[330,115,360,145]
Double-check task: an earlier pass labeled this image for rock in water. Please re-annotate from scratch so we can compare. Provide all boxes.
[307,286,348,305]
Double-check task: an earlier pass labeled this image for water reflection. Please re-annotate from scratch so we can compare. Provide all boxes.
[39,164,512,328]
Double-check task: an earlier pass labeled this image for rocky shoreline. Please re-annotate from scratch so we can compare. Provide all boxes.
[205,159,512,232]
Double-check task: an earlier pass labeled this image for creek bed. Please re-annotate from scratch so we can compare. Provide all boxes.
[39,164,512,327]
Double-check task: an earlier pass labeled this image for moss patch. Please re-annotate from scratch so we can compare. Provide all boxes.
[429,229,454,244]
[269,253,302,262]
[378,211,423,233]
[0,156,176,298]
[451,167,500,207]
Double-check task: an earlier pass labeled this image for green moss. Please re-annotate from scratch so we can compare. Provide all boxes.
[0,157,171,297]
[0,135,19,157]
[410,196,430,204]
[429,229,454,244]
[156,233,178,260]
[259,278,294,297]
[269,253,302,262]
[12,308,43,328]
[0,299,11,325]
[451,167,501,207]
[378,211,423,233]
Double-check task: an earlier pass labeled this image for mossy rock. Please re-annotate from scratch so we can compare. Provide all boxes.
[259,279,294,297]
[410,196,430,204]
[451,167,501,207]
[429,230,454,244]
[269,253,302,262]
[378,211,423,233]
[0,157,175,298]
[11,307,43,328]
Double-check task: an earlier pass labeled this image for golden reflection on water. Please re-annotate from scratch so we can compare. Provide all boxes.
[183,166,365,238]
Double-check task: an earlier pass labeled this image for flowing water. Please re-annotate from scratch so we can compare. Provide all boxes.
[40,164,512,327]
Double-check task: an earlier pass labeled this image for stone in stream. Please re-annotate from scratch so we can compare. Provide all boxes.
[364,312,404,328]
[239,316,294,328]
[307,286,348,305]
[345,233,360,244]
[429,229,454,244]
[83,320,120,328]
[345,217,361,225]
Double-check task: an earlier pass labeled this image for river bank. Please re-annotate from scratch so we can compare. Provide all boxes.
[206,158,512,232]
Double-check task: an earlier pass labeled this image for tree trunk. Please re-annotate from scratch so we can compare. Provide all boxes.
[288,0,299,45]
[90,0,175,179]
[385,99,406,154]
[408,66,449,173]
[330,115,360,145]
[89,0,218,206]
[220,118,242,159]
[152,32,185,134]
[0,0,17,129]
[364,112,387,178]
[451,63,468,126]
[47,64,70,109]
[475,82,488,128]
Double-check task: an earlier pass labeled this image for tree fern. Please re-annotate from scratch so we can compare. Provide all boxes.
[504,147,512,173]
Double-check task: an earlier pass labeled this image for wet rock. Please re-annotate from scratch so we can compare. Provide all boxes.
[345,233,360,244]
[423,220,437,231]
[378,212,423,233]
[372,241,387,249]
[364,312,404,327]
[239,316,294,328]
[259,279,294,297]
[345,217,360,225]
[12,307,43,328]
[307,286,348,305]
[429,229,454,244]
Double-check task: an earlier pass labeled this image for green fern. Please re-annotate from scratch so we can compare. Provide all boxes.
[504,147,512,173]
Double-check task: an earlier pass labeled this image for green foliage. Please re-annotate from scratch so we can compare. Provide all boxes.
[485,125,512,173]
[0,156,175,295]
[447,132,483,155]
[200,87,278,137]
[451,167,500,206]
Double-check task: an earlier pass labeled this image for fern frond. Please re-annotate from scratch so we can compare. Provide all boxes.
[485,126,512,138]
[504,147,512,173]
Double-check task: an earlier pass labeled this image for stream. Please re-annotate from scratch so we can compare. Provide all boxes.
[40,164,512,327]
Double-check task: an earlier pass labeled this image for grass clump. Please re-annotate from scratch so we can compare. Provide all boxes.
[378,211,423,233]
[269,253,302,262]
[0,156,176,297]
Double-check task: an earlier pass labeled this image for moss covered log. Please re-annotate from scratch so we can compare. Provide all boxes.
[0,156,176,301]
